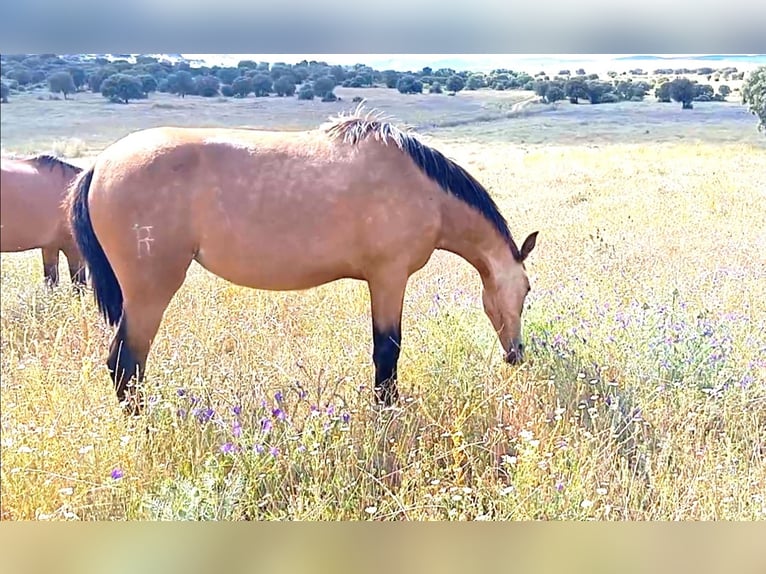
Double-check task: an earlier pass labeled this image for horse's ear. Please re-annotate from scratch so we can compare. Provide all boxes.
[519,231,538,262]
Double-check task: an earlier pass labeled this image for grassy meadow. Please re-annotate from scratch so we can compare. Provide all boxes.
[1,85,765,520]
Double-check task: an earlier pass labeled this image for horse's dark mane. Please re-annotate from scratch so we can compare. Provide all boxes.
[28,154,83,176]
[324,107,521,260]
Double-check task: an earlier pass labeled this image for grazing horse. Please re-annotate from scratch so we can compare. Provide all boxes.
[1,154,87,287]
[68,109,538,410]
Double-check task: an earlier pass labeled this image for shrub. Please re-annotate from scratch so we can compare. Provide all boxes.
[297,84,314,100]
[397,75,422,94]
[445,75,465,93]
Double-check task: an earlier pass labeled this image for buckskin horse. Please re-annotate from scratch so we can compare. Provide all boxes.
[68,108,538,411]
[1,154,87,288]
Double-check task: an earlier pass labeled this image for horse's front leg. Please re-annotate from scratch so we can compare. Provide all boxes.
[41,247,59,288]
[367,271,409,406]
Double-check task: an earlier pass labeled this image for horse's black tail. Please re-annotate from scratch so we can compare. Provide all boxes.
[69,166,123,326]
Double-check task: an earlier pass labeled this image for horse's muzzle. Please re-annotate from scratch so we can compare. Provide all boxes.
[505,342,524,365]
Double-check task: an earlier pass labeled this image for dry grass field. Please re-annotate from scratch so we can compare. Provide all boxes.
[1,84,765,520]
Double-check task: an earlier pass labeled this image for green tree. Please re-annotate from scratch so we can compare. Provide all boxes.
[1,82,9,103]
[532,80,561,103]
[397,75,422,94]
[429,81,443,94]
[718,84,731,98]
[584,81,613,104]
[383,70,401,88]
[100,74,144,103]
[195,75,220,97]
[545,85,565,103]
[140,74,158,95]
[167,71,196,97]
[270,64,293,81]
[565,77,588,103]
[742,66,766,133]
[669,78,696,109]
[329,65,346,84]
[445,75,465,93]
[655,81,671,103]
[88,66,116,92]
[231,76,253,97]
[693,83,714,101]
[465,73,486,90]
[237,60,258,70]
[6,67,32,86]
[48,71,76,99]
[273,76,296,96]
[216,67,240,85]
[312,75,336,98]
[68,67,87,90]
[252,74,273,96]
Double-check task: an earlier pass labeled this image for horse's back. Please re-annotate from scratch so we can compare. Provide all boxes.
[86,125,442,289]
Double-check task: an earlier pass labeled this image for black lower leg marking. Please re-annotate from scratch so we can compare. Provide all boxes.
[43,264,59,287]
[373,326,401,406]
[106,318,141,405]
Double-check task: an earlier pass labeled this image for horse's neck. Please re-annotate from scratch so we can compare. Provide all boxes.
[436,196,507,283]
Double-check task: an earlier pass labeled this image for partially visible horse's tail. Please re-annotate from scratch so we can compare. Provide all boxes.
[69,166,123,326]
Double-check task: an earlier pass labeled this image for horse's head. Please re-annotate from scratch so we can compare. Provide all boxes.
[481,231,538,364]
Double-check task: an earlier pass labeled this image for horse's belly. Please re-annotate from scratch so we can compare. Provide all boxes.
[194,245,359,291]
[0,209,56,252]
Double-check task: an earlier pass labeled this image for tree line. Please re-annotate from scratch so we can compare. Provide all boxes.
[0,55,763,133]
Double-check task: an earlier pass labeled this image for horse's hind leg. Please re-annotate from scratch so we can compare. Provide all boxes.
[367,271,409,406]
[41,247,59,288]
[107,260,191,413]
[62,243,87,290]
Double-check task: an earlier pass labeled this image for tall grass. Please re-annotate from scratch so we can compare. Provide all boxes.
[1,98,764,520]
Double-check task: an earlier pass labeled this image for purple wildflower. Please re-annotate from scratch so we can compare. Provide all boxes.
[177,408,188,419]
[253,444,265,454]
[310,405,320,417]
[555,479,564,492]
[195,408,214,424]
[232,420,242,438]
[326,404,336,417]
[272,408,286,422]
[261,418,273,433]
[341,412,350,424]
[269,446,280,458]
[110,468,124,480]
[176,389,186,397]
[220,442,237,454]
[232,405,242,417]
[275,391,284,403]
